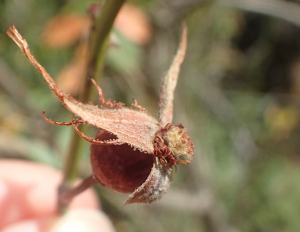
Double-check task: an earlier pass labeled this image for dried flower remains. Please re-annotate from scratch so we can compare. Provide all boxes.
[7,23,194,205]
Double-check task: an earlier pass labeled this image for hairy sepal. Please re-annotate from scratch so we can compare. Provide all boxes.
[64,96,159,153]
[125,158,173,204]
[7,26,159,154]
[158,22,187,127]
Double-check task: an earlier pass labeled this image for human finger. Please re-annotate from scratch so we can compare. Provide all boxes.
[0,160,99,228]
[1,209,115,232]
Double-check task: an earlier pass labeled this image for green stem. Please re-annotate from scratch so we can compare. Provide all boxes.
[59,0,126,211]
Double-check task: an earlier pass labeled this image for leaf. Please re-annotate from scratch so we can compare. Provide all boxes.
[115,3,152,45]
[41,14,90,48]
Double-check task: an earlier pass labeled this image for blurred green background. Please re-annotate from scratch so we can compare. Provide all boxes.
[1,0,300,231]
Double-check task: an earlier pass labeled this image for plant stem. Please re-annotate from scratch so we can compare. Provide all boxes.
[59,0,126,211]
[59,175,98,206]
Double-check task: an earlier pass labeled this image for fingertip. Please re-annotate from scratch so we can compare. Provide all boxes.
[0,179,23,228]
[0,160,100,224]
[50,209,115,232]
[68,186,100,210]
[1,220,39,232]
[1,209,115,232]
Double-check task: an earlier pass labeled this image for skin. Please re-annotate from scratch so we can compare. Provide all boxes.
[0,160,115,232]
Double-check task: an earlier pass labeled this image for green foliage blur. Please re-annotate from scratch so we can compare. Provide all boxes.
[1,0,300,231]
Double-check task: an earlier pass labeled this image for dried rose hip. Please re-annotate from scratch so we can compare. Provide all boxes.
[7,23,194,204]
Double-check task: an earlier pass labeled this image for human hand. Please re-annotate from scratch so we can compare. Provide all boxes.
[0,160,115,232]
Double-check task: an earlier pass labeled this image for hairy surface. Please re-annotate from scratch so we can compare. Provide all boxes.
[125,158,173,204]
[158,23,187,127]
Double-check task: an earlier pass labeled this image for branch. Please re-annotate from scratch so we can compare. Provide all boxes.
[58,0,125,211]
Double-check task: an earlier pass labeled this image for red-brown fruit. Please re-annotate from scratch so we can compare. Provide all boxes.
[90,130,153,193]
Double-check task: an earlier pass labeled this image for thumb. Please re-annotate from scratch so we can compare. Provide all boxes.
[49,209,115,232]
[1,209,115,232]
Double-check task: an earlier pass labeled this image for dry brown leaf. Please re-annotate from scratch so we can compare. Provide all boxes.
[56,59,85,95]
[115,4,152,45]
[41,13,90,48]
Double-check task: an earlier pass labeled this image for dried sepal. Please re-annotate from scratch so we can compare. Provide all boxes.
[90,78,125,109]
[6,26,159,153]
[64,97,159,152]
[6,26,64,97]
[42,111,87,126]
[158,22,187,127]
[125,158,173,204]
